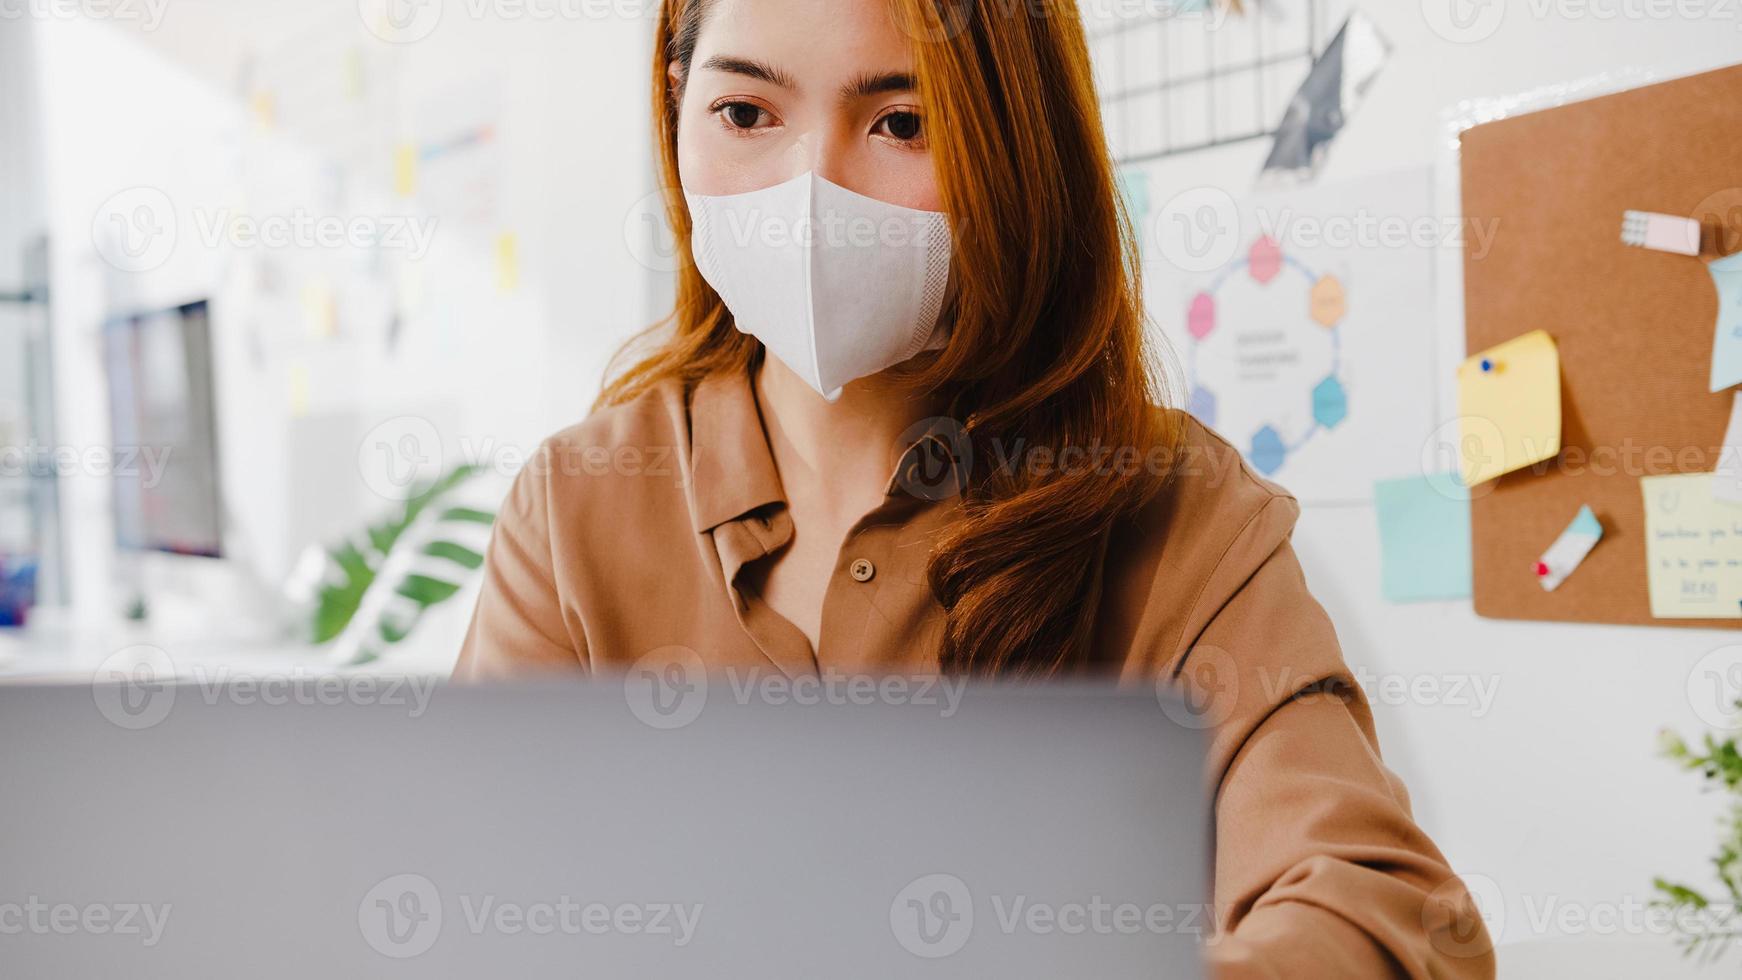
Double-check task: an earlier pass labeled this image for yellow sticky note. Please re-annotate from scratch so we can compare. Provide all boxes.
[287,363,310,419]
[1455,329,1562,486]
[1641,472,1742,619]
[301,282,337,339]
[394,144,418,198]
[495,232,519,293]
[250,91,275,128]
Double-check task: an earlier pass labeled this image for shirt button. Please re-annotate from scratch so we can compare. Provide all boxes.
[849,558,876,582]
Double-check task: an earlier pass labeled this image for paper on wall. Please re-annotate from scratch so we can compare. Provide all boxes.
[1155,168,1438,505]
[1711,251,1742,392]
[1535,505,1603,591]
[1260,11,1391,184]
[1717,391,1742,505]
[1641,472,1742,619]
[1455,330,1563,487]
[1620,210,1700,256]
[1373,472,1472,603]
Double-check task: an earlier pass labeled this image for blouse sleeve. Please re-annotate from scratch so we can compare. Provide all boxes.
[1168,493,1495,979]
[453,439,589,680]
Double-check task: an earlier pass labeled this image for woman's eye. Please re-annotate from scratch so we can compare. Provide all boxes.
[717,101,772,131]
[874,110,924,144]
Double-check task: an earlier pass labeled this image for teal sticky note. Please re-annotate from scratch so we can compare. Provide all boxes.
[1116,169,1149,225]
[1374,472,1473,603]
[1710,250,1742,392]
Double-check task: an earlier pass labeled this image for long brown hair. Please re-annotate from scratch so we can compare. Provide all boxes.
[599,0,1177,676]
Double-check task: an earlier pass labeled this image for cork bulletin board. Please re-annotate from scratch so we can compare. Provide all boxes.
[1459,63,1742,629]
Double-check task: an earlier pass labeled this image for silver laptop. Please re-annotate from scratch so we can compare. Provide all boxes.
[0,675,1209,978]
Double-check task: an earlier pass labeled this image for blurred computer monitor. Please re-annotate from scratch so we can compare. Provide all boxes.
[102,299,223,559]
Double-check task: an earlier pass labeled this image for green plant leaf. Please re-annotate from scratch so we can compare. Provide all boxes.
[422,540,484,570]
[397,574,461,606]
[308,464,494,652]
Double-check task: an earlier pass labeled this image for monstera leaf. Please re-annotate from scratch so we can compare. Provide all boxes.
[313,465,495,664]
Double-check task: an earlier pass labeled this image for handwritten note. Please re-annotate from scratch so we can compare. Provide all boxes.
[1711,251,1742,392]
[1456,330,1562,486]
[1641,473,1742,619]
[1719,392,1742,506]
[1374,472,1472,603]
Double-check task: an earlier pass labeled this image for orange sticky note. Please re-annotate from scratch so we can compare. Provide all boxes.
[1455,329,1562,486]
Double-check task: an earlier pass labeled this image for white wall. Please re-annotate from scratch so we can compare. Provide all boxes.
[31,4,654,645]
[1107,3,1742,962]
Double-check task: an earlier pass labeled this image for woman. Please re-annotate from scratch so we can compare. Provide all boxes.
[455,0,1495,975]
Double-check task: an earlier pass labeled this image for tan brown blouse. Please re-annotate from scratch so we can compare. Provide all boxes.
[454,363,1496,979]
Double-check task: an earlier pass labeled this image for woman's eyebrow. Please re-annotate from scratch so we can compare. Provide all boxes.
[699,55,797,90]
[697,58,914,102]
[840,70,916,102]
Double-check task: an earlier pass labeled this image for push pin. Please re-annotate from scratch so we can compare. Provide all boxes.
[1480,358,1498,374]
[1532,561,1550,578]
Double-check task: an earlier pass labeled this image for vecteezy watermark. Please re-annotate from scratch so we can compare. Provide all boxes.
[91,187,177,273]
[357,873,703,959]
[1340,666,1501,718]
[91,647,440,731]
[1157,645,1238,731]
[1687,644,1742,731]
[1151,186,1242,275]
[1158,649,1501,729]
[91,645,179,731]
[190,208,438,261]
[1147,184,1501,273]
[359,874,443,958]
[1419,417,1742,499]
[1425,872,1505,958]
[357,420,698,501]
[1427,0,1742,44]
[0,0,169,30]
[623,647,969,731]
[889,874,975,959]
[1109,0,1239,24]
[888,873,1212,959]
[0,443,172,486]
[358,0,443,43]
[358,415,449,501]
[1426,871,1730,958]
[893,416,973,502]
[1419,0,1508,44]
[0,898,172,947]
[624,188,683,274]
[704,204,947,252]
[90,188,439,273]
[360,0,664,42]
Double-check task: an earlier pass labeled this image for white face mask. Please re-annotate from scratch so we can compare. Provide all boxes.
[684,171,953,402]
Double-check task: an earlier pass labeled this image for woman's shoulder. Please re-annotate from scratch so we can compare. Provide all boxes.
[519,375,694,528]
[539,375,691,465]
[1096,407,1318,675]
[1139,406,1301,552]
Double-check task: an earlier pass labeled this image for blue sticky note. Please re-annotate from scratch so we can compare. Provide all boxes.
[1374,472,1474,603]
[1116,169,1149,216]
[1710,251,1742,392]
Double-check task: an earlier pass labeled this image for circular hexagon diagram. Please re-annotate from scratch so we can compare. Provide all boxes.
[1182,239,1348,478]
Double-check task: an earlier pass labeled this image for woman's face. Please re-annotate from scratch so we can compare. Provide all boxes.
[671,0,942,211]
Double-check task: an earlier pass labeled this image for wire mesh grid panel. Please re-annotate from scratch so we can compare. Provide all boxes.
[1087,0,1323,164]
